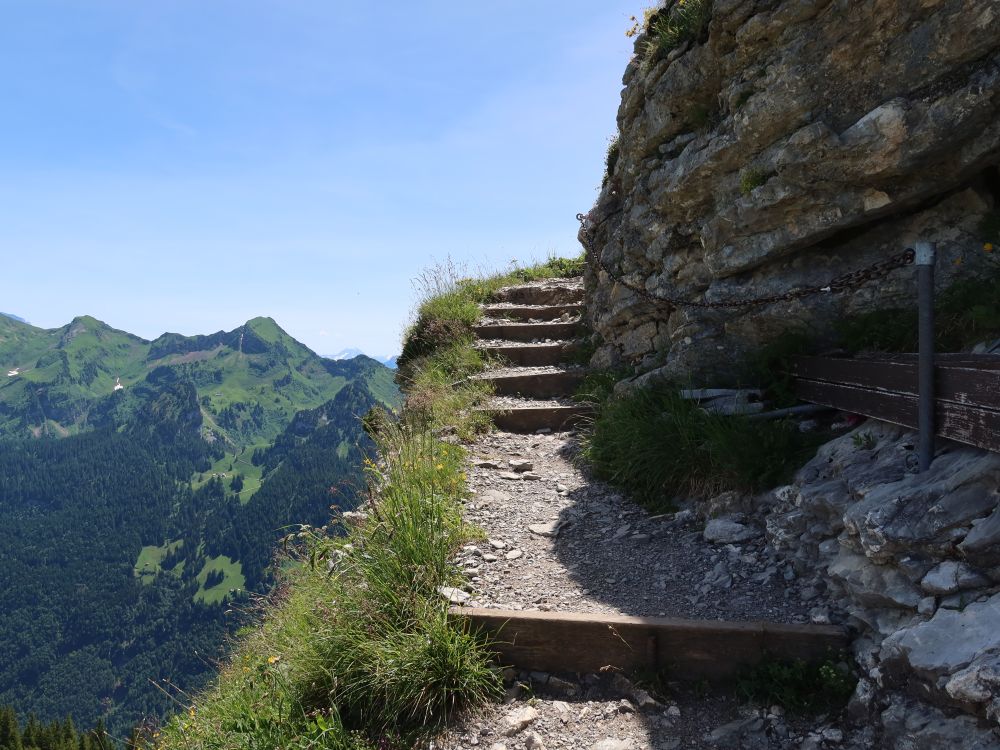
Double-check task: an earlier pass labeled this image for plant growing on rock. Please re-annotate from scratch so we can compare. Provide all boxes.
[642,0,713,67]
[603,134,620,187]
[739,167,768,196]
[735,656,857,715]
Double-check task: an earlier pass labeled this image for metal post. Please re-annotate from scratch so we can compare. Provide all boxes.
[915,240,936,472]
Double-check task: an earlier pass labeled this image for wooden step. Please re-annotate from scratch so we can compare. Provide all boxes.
[481,303,584,322]
[474,321,581,342]
[478,342,581,367]
[485,404,593,433]
[492,283,584,306]
[476,369,586,399]
[450,608,849,681]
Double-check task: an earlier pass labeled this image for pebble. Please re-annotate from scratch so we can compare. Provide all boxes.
[502,705,539,736]
[506,549,523,560]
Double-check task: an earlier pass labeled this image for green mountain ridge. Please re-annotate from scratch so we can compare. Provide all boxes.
[0,315,402,735]
[0,314,391,444]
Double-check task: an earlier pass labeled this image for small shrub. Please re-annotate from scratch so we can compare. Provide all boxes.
[642,0,713,66]
[735,656,857,715]
[739,167,768,196]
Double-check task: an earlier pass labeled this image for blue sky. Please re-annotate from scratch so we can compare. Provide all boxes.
[1,1,636,356]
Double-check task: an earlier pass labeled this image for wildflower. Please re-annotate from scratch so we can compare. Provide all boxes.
[188,706,196,718]
[268,655,280,664]
[436,463,444,470]
[954,257,964,266]
[985,242,994,253]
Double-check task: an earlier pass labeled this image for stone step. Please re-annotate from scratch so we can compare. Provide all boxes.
[473,321,581,342]
[477,342,581,367]
[484,403,593,433]
[480,303,584,322]
[449,607,849,681]
[491,281,584,306]
[475,368,586,399]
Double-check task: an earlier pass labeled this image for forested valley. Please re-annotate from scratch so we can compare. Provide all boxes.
[0,316,399,738]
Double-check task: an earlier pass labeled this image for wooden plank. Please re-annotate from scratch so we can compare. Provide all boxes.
[449,608,848,681]
[795,379,1000,453]
[476,371,586,398]
[871,353,1000,370]
[493,286,584,306]
[481,304,583,322]
[484,405,592,433]
[791,356,1000,409]
[473,321,581,342]
[477,343,580,367]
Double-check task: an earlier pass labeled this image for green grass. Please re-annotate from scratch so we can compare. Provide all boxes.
[641,0,713,67]
[134,540,185,585]
[836,257,1000,353]
[403,342,495,441]
[397,253,585,373]
[192,446,266,503]
[194,555,246,605]
[153,419,501,750]
[580,381,821,510]
[735,656,856,715]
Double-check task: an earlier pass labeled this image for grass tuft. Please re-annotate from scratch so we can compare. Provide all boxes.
[398,254,585,374]
[603,135,620,187]
[153,420,502,749]
[580,382,821,510]
[642,0,713,67]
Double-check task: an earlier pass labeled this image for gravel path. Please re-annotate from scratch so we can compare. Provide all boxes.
[433,671,869,750]
[455,430,836,624]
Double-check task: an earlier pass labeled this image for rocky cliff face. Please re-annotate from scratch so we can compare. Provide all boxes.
[582,0,1000,378]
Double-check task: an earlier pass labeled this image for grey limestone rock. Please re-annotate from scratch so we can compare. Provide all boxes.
[582,0,1000,380]
[881,696,1000,749]
[703,518,759,544]
[882,593,1000,686]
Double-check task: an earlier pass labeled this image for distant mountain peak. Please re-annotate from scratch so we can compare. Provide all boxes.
[1,312,27,324]
[324,349,398,369]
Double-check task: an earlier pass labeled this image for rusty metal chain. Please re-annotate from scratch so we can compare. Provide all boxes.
[576,212,915,310]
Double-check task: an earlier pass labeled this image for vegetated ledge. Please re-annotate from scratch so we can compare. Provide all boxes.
[150,257,585,750]
[151,403,501,746]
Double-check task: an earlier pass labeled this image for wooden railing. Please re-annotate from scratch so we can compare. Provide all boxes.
[791,354,1000,454]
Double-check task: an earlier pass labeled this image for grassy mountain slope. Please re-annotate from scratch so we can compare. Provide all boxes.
[0,315,398,446]
[0,316,401,735]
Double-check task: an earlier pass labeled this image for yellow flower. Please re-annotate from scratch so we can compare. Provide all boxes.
[954,257,964,266]
[985,242,994,253]
[435,463,444,470]
[268,655,280,664]
[189,706,196,718]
